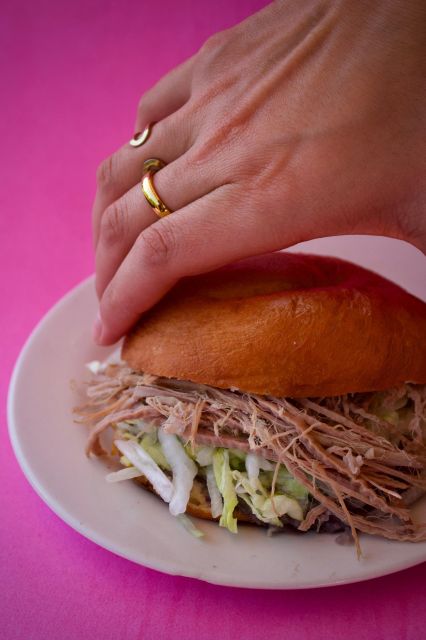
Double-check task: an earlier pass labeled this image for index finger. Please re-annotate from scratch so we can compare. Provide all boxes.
[94,185,296,345]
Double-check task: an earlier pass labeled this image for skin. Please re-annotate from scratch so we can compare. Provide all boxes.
[92,0,426,345]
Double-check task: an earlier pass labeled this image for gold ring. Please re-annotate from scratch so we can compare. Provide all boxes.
[141,158,172,218]
[130,122,155,147]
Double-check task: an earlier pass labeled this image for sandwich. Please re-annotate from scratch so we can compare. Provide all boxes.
[75,252,426,551]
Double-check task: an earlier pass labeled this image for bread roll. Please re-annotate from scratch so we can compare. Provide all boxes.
[123,252,426,397]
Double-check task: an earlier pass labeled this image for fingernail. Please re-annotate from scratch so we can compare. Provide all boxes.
[93,311,103,344]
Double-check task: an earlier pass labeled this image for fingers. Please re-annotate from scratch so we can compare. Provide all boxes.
[95,148,223,298]
[94,185,158,299]
[95,185,292,345]
[134,56,195,132]
[93,54,196,251]
[92,108,193,248]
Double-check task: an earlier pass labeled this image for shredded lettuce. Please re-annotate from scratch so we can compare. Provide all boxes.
[113,425,310,535]
[106,467,142,483]
[139,433,171,470]
[206,465,223,518]
[232,469,266,498]
[213,449,239,533]
[274,467,309,501]
[117,431,171,469]
[228,449,246,471]
[177,514,204,538]
[158,431,197,516]
[232,469,304,523]
[239,494,280,526]
[115,439,173,503]
[261,495,304,521]
[195,446,214,467]
[245,452,272,480]
[232,469,280,526]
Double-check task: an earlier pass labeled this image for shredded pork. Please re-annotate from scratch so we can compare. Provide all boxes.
[75,365,426,544]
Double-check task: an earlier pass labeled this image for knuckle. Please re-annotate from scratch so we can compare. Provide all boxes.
[188,128,227,168]
[100,201,127,247]
[96,154,116,190]
[137,89,155,119]
[199,30,227,58]
[137,223,175,268]
[186,140,209,167]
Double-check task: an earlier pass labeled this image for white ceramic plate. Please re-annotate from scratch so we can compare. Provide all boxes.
[8,236,426,589]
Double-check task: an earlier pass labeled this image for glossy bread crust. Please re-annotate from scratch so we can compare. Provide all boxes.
[122,252,426,397]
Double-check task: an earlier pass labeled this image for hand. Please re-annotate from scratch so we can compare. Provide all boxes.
[93,0,426,345]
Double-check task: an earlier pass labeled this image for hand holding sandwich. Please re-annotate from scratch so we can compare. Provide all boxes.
[92,0,426,346]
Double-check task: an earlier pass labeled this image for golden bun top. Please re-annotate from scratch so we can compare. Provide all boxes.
[122,252,426,397]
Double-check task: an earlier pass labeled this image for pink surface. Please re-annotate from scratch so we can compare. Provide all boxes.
[1,1,425,638]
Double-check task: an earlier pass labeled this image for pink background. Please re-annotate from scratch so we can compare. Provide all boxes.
[1,1,425,638]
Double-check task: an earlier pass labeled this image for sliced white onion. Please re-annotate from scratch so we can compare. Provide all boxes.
[206,466,223,518]
[106,467,142,483]
[114,439,173,503]
[158,430,198,516]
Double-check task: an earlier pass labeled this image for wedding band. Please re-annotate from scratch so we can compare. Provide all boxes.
[141,158,172,218]
[130,122,155,147]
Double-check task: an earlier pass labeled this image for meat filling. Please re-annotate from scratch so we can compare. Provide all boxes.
[75,364,426,548]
